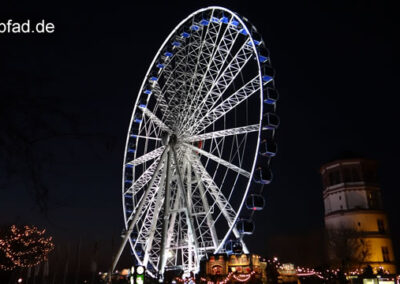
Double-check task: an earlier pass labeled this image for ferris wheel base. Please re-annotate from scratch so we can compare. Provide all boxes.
[198,253,268,283]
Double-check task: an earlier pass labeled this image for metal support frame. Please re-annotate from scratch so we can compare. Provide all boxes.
[111,147,169,273]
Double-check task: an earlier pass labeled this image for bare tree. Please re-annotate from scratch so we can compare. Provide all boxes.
[326,227,371,272]
[0,69,115,214]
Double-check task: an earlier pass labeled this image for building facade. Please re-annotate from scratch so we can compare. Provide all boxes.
[320,158,396,273]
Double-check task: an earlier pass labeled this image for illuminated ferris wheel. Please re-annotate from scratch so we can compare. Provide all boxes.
[116,6,279,279]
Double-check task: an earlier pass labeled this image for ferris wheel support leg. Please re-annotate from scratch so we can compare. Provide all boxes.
[142,159,168,267]
[191,163,219,249]
[171,147,200,272]
[158,149,172,279]
[111,147,169,275]
[164,178,181,259]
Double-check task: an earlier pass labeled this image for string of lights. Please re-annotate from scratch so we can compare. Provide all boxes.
[171,256,395,283]
[0,225,54,271]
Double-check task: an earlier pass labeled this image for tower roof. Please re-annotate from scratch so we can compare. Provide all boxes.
[320,151,377,173]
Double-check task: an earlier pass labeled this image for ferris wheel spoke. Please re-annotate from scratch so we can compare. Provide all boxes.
[190,154,249,253]
[132,135,162,141]
[178,12,229,127]
[162,25,205,131]
[183,159,216,250]
[113,147,168,274]
[140,107,172,133]
[139,114,163,141]
[128,149,168,223]
[189,160,219,249]
[189,75,260,135]
[131,166,166,257]
[141,164,167,267]
[181,39,254,134]
[127,146,165,166]
[149,83,175,129]
[183,143,250,178]
[125,157,160,195]
[184,124,259,142]
[190,156,236,225]
[178,18,242,131]
[182,21,212,111]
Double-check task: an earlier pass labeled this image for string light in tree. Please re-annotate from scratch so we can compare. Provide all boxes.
[0,225,54,271]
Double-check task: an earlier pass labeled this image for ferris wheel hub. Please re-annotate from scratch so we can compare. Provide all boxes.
[169,134,178,146]
[161,132,178,146]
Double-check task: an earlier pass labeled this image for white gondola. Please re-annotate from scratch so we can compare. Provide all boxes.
[264,87,279,105]
[246,194,265,211]
[224,239,243,255]
[253,166,273,184]
[236,219,255,235]
[259,139,277,157]
[262,112,280,130]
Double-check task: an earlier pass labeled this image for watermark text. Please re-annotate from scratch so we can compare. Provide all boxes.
[0,19,55,34]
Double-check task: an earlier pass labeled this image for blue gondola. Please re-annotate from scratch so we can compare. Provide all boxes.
[225,239,242,255]
[129,231,138,243]
[259,139,277,157]
[181,32,190,38]
[246,194,265,211]
[125,166,133,179]
[134,111,143,123]
[262,75,273,84]
[264,87,279,104]
[124,179,132,190]
[125,150,135,163]
[236,219,255,235]
[211,17,220,23]
[258,55,268,63]
[149,76,158,82]
[135,244,144,257]
[262,65,274,81]
[253,166,273,184]
[164,51,173,57]
[190,25,200,31]
[200,19,209,26]
[262,113,279,130]
[127,137,136,153]
[247,40,261,47]
[138,95,147,108]
[231,20,239,26]
[130,123,139,135]
[125,204,133,213]
[220,16,229,24]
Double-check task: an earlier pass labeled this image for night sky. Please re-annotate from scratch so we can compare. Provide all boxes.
[1,0,399,273]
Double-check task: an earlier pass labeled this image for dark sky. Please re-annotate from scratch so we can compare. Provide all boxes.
[1,0,399,272]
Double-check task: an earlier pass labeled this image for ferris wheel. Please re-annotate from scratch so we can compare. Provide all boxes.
[117,6,279,279]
